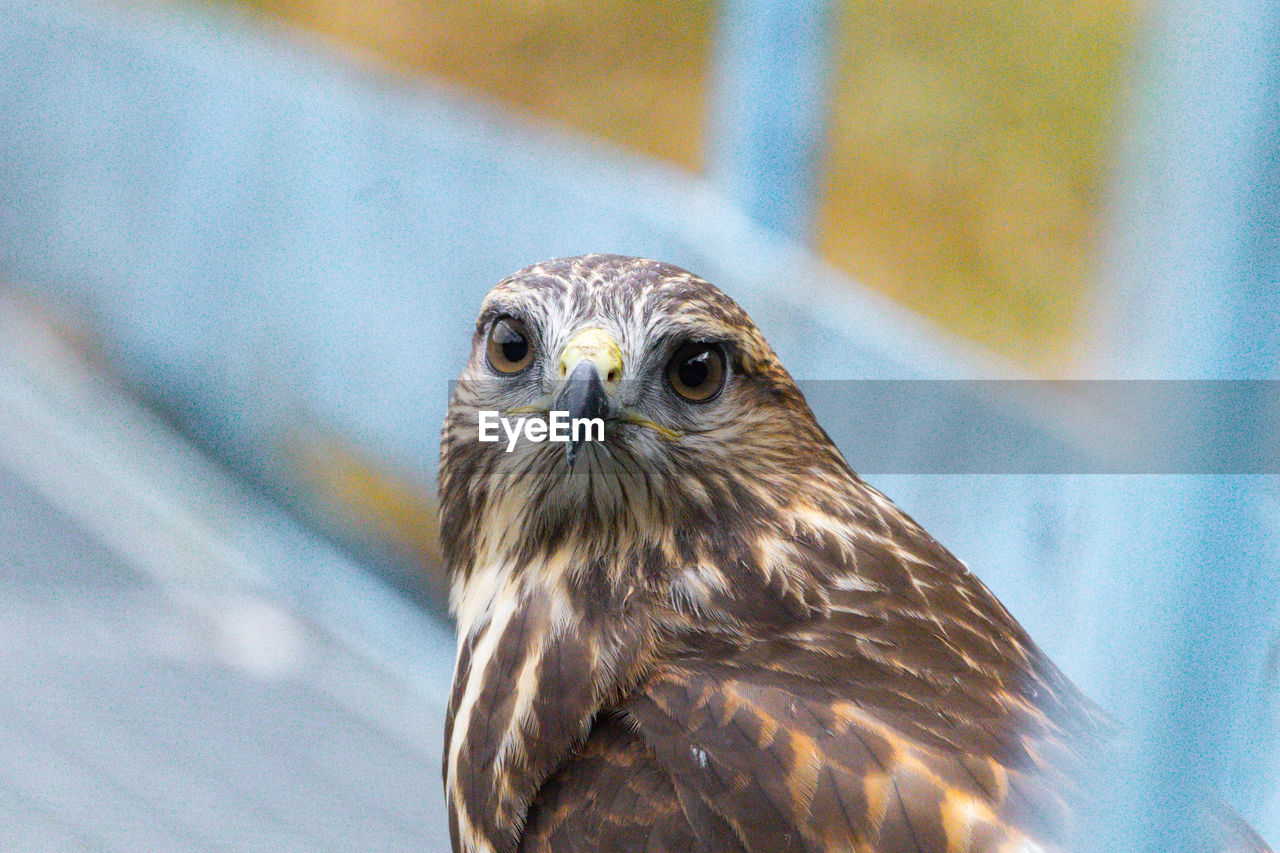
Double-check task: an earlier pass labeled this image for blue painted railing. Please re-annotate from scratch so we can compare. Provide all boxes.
[1085,0,1280,844]
[710,0,834,241]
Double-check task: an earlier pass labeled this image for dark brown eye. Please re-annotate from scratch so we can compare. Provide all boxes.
[666,342,726,402]
[486,316,533,374]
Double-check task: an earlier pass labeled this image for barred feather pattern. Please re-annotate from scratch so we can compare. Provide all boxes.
[438,255,1269,853]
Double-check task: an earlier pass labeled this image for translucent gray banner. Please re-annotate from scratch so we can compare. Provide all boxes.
[801,380,1280,475]
[448,379,1280,474]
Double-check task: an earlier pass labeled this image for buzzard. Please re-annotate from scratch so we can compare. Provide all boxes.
[439,255,1268,852]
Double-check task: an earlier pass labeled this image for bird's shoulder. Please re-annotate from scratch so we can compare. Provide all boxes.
[611,486,1108,851]
[652,479,1109,761]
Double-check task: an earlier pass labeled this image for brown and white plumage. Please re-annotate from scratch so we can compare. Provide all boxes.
[438,255,1268,852]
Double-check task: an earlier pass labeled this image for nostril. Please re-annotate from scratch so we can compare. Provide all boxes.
[607,369,619,383]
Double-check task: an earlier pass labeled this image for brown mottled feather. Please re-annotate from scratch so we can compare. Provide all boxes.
[520,714,708,852]
[439,255,1270,853]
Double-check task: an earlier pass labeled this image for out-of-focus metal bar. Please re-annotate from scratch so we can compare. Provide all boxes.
[1091,0,1280,845]
[709,0,834,242]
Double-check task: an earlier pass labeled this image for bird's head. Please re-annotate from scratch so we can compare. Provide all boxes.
[439,255,846,586]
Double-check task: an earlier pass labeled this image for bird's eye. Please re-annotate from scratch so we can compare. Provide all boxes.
[666,342,726,402]
[486,316,534,374]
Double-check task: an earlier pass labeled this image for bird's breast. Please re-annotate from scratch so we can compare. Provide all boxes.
[444,561,656,853]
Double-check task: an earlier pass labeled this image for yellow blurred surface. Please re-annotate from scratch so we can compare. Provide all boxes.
[820,1,1130,368]
[227,0,1131,368]
[292,431,447,599]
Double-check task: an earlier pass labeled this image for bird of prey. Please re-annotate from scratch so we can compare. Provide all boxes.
[439,254,1269,852]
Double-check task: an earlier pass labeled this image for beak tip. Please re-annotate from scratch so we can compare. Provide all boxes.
[557,361,613,423]
[555,360,613,471]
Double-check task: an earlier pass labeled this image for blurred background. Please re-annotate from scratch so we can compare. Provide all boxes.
[0,0,1277,848]
[228,0,1132,369]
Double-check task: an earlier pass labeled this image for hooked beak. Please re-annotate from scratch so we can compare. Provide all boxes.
[554,328,622,466]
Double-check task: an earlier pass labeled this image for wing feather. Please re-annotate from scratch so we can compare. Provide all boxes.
[626,663,1067,852]
[519,714,709,852]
